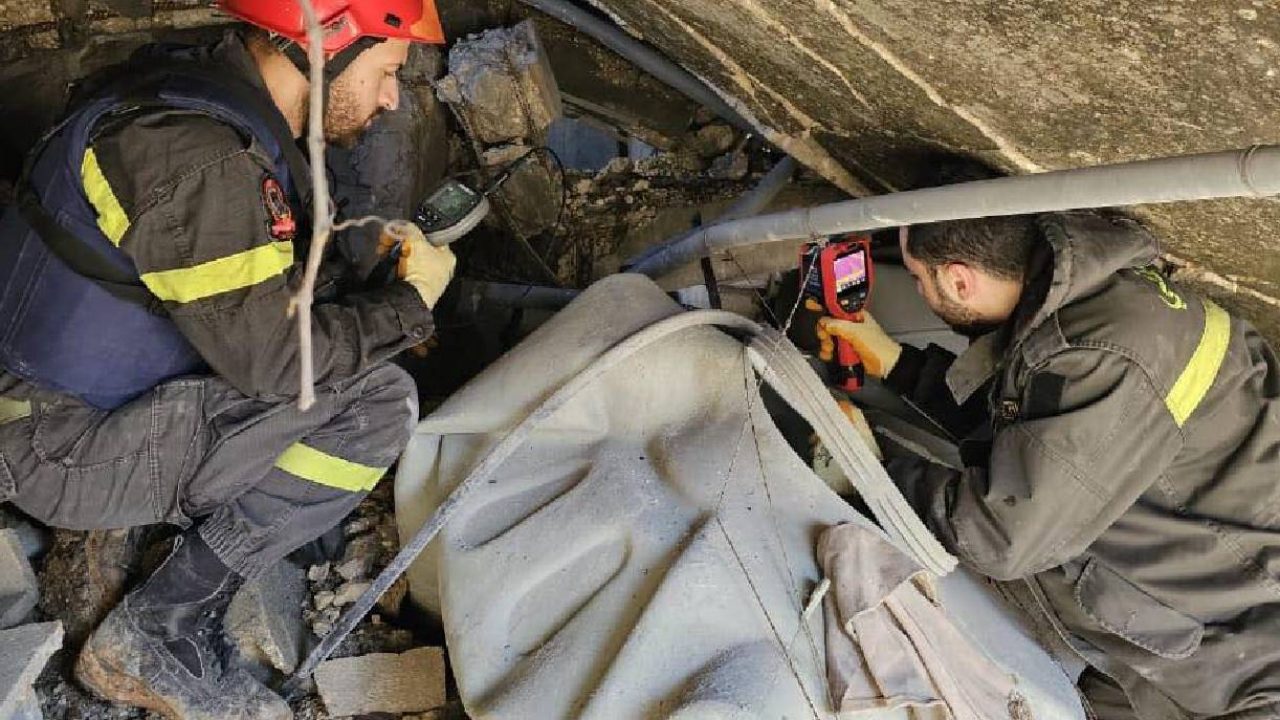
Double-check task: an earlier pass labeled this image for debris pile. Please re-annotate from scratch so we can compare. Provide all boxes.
[438,20,564,240]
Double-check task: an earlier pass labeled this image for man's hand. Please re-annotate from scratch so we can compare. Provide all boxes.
[393,223,456,309]
[814,306,903,379]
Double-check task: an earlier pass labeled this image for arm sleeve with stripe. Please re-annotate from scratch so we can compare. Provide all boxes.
[100,129,433,400]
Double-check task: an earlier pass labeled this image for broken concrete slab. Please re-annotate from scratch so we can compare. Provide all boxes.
[0,508,50,561]
[0,529,39,629]
[225,560,308,675]
[9,688,41,720]
[436,20,563,145]
[315,646,446,717]
[481,143,562,238]
[0,622,63,720]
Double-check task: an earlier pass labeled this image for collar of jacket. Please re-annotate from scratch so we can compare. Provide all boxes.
[211,31,276,104]
[945,211,1161,404]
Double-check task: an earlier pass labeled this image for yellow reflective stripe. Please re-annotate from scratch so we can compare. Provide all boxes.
[81,148,130,245]
[0,398,32,425]
[274,442,386,492]
[1165,301,1231,428]
[140,241,293,304]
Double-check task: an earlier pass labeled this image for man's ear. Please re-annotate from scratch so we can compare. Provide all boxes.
[939,262,979,302]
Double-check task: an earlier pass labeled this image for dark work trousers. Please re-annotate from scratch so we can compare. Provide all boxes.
[1078,668,1280,720]
[1080,669,1140,720]
[0,364,417,579]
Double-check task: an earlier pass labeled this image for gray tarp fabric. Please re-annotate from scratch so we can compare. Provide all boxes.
[818,523,1026,719]
[395,274,1086,719]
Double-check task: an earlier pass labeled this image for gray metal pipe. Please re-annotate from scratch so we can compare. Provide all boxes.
[625,156,798,273]
[515,0,756,135]
[457,281,581,314]
[635,145,1280,279]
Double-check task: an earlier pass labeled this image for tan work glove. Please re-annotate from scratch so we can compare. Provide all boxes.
[814,307,902,379]
[390,222,456,310]
[836,397,882,461]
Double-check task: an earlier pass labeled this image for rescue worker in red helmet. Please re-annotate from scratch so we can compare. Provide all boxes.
[0,1,450,717]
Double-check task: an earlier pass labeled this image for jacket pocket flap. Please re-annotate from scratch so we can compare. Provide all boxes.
[1074,559,1203,660]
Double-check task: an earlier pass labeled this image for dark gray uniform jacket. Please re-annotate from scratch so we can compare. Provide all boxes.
[887,212,1280,719]
[65,32,432,401]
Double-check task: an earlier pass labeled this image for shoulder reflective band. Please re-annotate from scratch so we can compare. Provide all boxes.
[81,148,131,246]
[274,442,386,493]
[140,241,294,304]
[0,398,32,425]
[1165,301,1231,428]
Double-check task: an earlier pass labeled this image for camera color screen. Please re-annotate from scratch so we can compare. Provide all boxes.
[833,250,868,293]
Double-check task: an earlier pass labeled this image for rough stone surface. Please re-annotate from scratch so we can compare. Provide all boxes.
[10,688,42,720]
[437,19,563,145]
[37,529,152,652]
[315,647,446,717]
[225,560,309,676]
[0,622,63,720]
[0,509,50,561]
[0,529,39,629]
[332,580,372,608]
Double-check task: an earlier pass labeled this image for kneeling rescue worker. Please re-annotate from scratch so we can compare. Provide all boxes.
[0,1,455,717]
[822,212,1280,719]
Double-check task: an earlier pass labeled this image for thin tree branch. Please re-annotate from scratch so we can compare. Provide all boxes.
[289,0,332,411]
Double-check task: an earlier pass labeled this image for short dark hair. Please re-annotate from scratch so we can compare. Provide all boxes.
[906,215,1039,281]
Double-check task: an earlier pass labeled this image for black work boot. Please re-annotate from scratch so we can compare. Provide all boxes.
[76,532,290,720]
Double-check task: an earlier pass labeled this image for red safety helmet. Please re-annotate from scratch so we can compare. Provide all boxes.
[217,0,446,53]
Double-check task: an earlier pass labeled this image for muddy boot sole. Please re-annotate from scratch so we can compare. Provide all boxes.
[76,630,180,719]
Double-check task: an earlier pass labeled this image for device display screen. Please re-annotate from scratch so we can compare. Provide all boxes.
[832,249,868,294]
[428,182,477,216]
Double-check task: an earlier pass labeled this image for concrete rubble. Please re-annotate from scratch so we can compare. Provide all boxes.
[0,622,63,720]
[314,646,446,718]
[436,20,562,145]
[0,508,50,561]
[224,559,309,676]
[0,528,39,629]
[438,20,565,240]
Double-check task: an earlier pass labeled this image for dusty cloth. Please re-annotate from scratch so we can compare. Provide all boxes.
[886,211,1280,719]
[817,523,1023,719]
[0,364,416,579]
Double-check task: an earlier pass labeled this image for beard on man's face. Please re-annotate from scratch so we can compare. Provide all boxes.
[319,81,381,149]
[923,270,1003,340]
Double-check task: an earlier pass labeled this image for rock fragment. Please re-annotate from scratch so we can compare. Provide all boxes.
[0,529,39,629]
[224,560,308,675]
[436,20,562,145]
[315,647,446,717]
[0,622,63,720]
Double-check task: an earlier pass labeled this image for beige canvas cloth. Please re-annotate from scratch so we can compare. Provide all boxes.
[819,523,1028,719]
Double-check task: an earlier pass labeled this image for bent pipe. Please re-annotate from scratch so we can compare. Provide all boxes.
[286,307,955,688]
[515,0,756,135]
[633,145,1280,279]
